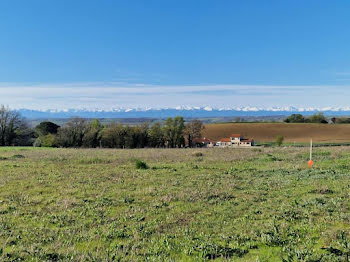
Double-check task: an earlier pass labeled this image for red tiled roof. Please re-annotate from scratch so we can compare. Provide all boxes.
[194,137,213,143]
[220,138,231,142]
[231,134,241,137]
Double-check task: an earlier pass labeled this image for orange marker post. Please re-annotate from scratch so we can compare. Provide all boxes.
[308,159,314,169]
[308,139,313,169]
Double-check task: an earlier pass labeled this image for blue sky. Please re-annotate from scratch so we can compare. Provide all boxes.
[1,1,350,109]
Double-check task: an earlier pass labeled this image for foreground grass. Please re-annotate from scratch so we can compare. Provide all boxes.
[1,147,350,261]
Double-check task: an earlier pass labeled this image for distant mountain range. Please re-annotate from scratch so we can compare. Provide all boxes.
[16,106,350,119]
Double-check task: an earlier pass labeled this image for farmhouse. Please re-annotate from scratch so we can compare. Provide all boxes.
[217,134,254,147]
[194,134,254,148]
[217,138,232,147]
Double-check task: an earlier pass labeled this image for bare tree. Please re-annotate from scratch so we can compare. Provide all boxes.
[184,120,204,147]
[0,105,23,146]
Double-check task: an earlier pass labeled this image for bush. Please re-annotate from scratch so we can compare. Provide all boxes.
[11,154,25,159]
[192,152,203,157]
[135,159,148,169]
[41,134,57,147]
[33,138,42,147]
[34,134,57,147]
[275,135,284,146]
[309,112,328,123]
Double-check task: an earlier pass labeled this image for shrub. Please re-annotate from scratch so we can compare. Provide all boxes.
[41,134,57,147]
[34,134,57,147]
[135,159,148,169]
[11,154,25,159]
[192,152,203,157]
[77,157,111,164]
[275,135,284,146]
[309,112,328,123]
[33,138,42,147]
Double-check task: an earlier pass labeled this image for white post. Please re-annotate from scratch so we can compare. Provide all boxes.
[310,139,312,160]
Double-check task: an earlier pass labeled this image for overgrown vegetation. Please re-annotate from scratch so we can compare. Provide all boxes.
[0,146,350,260]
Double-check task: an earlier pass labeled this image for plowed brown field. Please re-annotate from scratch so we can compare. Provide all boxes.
[203,123,350,143]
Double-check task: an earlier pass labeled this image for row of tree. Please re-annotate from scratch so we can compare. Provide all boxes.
[330,117,350,124]
[284,113,328,123]
[37,117,205,148]
[55,117,204,148]
[0,105,205,148]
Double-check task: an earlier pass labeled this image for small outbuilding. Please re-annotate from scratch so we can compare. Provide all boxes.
[193,137,215,148]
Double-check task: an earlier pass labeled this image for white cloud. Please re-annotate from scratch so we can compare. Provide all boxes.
[0,82,349,110]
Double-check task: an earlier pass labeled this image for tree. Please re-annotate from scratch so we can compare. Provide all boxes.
[35,134,57,147]
[124,125,136,148]
[309,112,328,123]
[331,117,350,124]
[163,118,175,148]
[34,121,60,147]
[13,122,35,146]
[174,116,185,148]
[284,114,305,123]
[35,121,60,136]
[0,105,31,146]
[101,123,126,148]
[148,123,165,147]
[184,120,204,147]
[134,122,149,148]
[56,117,88,147]
[120,123,149,149]
[82,119,103,148]
[163,116,185,148]
[275,135,284,146]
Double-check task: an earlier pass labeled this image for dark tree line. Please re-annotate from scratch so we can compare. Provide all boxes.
[330,117,350,124]
[284,113,328,124]
[0,105,204,148]
[282,112,350,124]
[50,116,204,148]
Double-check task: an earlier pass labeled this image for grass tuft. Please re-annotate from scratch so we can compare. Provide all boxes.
[11,154,25,159]
[135,159,148,169]
[192,152,203,157]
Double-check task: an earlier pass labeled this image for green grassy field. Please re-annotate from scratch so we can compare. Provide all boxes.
[1,147,350,261]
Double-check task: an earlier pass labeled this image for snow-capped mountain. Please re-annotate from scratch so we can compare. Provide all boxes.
[15,106,350,119]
